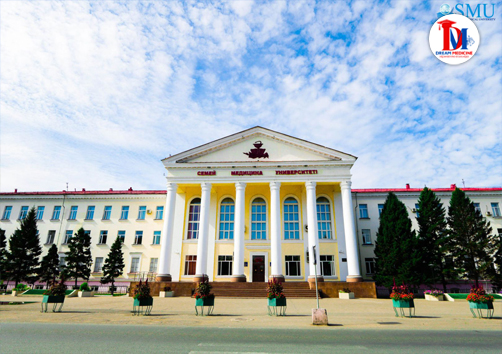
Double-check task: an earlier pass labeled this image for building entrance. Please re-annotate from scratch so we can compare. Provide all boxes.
[252,255,265,282]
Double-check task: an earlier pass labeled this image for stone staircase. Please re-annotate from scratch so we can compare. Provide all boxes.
[209,282,318,298]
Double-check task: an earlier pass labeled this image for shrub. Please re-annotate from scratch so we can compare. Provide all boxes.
[390,283,414,301]
[467,285,494,303]
[164,286,172,292]
[194,276,214,300]
[266,278,284,299]
[15,283,27,291]
[44,280,67,297]
[79,282,91,291]
[133,279,152,300]
[339,288,352,293]
[424,289,443,297]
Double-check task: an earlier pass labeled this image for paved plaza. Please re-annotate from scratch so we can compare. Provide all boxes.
[1,295,500,331]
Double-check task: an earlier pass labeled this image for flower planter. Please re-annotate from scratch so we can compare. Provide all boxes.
[159,291,174,298]
[392,299,415,317]
[11,290,17,297]
[78,290,94,298]
[41,295,65,312]
[133,297,153,315]
[339,292,355,299]
[469,301,494,319]
[268,297,287,316]
[425,294,444,301]
[195,297,215,316]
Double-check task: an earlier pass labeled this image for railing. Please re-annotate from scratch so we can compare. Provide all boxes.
[131,272,157,282]
[92,285,129,295]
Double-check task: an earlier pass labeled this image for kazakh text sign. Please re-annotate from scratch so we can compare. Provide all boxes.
[197,171,216,176]
[276,170,318,175]
[231,171,263,176]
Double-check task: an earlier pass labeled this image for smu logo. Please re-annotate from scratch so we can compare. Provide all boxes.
[438,3,496,20]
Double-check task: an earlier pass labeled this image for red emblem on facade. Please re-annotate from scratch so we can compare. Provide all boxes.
[244,141,269,159]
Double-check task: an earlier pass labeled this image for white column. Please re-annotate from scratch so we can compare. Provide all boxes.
[306,181,323,282]
[195,182,212,281]
[156,183,177,282]
[269,182,284,281]
[232,182,246,281]
[340,180,363,282]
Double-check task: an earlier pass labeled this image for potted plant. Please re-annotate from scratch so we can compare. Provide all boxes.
[194,276,214,316]
[390,283,415,317]
[159,286,175,298]
[338,288,355,299]
[132,279,153,315]
[267,278,286,316]
[78,282,94,297]
[424,289,444,301]
[12,283,28,297]
[467,285,494,319]
[41,280,67,312]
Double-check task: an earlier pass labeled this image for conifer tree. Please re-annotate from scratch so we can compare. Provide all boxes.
[100,236,125,295]
[0,228,9,281]
[487,232,502,292]
[447,188,494,287]
[65,227,92,288]
[374,192,421,288]
[416,187,454,292]
[38,244,60,288]
[7,208,41,286]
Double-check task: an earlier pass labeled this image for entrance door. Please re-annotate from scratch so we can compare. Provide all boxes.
[252,255,265,282]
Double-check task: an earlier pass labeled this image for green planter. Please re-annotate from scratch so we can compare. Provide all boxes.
[41,295,65,312]
[469,301,494,319]
[133,297,153,315]
[268,297,287,316]
[195,297,214,316]
[392,299,415,317]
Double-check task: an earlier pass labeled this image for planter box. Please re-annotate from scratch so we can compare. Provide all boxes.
[11,290,17,297]
[195,297,215,307]
[267,297,287,316]
[392,299,414,308]
[425,294,444,301]
[159,291,175,298]
[41,295,65,312]
[133,297,153,315]
[134,297,153,307]
[469,301,494,319]
[268,297,287,307]
[78,291,94,298]
[339,292,355,299]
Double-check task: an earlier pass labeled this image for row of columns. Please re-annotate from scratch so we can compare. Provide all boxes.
[156,180,362,283]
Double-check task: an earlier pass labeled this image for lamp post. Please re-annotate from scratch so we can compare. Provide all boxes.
[313,245,319,309]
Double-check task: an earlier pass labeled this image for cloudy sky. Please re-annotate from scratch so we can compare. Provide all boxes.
[1,0,501,192]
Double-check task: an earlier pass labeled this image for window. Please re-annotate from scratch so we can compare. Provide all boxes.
[137,206,146,220]
[59,256,67,269]
[152,231,161,245]
[68,206,78,220]
[84,230,91,238]
[365,258,376,275]
[251,198,267,240]
[219,198,235,240]
[184,255,197,275]
[120,206,129,220]
[46,230,55,244]
[285,255,301,276]
[359,204,369,218]
[187,198,201,239]
[103,206,112,220]
[284,198,300,240]
[155,206,164,220]
[317,197,332,239]
[36,206,45,220]
[491,203,501,217]
[94,257,104,272]
[320,255,335,277]
[473,203,481,214]
[415,203,420,218]
[149,258,158,272]
[51,206,61,220]
[99,230,108,244]
[362,229,372,244]
[378,204,384,217]
[217,255,233,276]
[85,206,95,220]
[134,231,143,245]
[18,206,29,220]
[118,230,125,243]
[2,206,12,220]
[130,257,140,273]
[63,230,73,244]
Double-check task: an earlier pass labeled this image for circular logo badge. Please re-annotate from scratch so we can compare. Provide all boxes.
[429,14,480,65]
[439,4,451,16]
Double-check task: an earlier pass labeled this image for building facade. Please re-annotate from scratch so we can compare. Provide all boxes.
[1,127,501,285]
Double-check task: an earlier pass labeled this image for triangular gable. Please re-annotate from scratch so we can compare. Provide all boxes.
[162,126,357,165]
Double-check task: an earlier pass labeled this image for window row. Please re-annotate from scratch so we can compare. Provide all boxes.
[90,257,160,273]
[187,196,334,241]
[1,205,164,221]
[362,202,501,218]
[44,229,162,246]
[182,254,337,277]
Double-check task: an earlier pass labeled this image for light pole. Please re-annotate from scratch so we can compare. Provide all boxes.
[313,245,319,309]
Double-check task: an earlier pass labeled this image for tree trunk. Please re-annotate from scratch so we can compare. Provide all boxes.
[111,280,115,295]
[74,277,78,289]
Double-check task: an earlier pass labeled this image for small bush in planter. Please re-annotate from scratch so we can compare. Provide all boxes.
[41,280,67,312]
[132,280,153,315]
[79,282,91,292]
[194,277,214,315]
[339,288,352,294]
[164,286,172,292]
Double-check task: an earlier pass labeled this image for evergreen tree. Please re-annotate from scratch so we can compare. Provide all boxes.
[0,228,9,282]
[38,244,60,288]
[374,192,421,288]
[7,208,41,286]
[416,187,454,292]
[65,227,92,288]
[100,236,125,295]
[447,188,494,287]
[487,232,502,292]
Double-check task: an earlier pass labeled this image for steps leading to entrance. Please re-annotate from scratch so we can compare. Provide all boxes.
[209,282,318,298]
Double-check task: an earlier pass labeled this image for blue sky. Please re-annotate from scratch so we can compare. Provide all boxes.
[1,0,501,191]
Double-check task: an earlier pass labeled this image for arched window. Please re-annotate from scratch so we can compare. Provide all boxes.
[317,197,332,239]
[187,198,201,240]
[219,198,235,240]
[251,198,267,240]
[283,197,300,240]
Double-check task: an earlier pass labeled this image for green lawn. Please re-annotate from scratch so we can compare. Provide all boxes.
[21,289,74,296]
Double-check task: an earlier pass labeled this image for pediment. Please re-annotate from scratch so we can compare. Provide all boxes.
[162,127,356,165]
